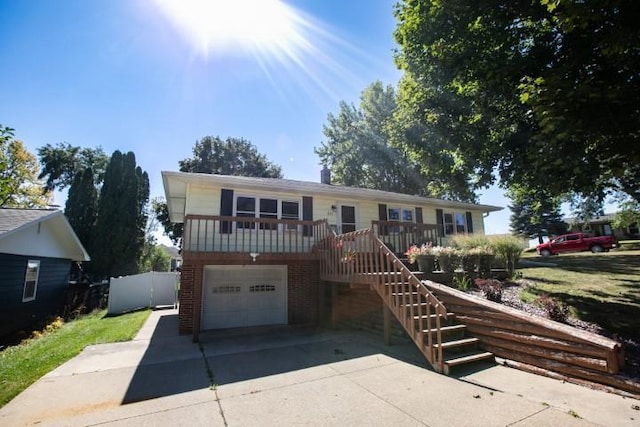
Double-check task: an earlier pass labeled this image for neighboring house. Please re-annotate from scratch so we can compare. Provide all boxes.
[566,212,639,240]
[162,170,502,337]
[0,208,90,341]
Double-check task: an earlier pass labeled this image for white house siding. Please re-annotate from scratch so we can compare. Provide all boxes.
[180,182,491,252]
[186,185,221,216]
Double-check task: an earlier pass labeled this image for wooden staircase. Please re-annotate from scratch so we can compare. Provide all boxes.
[378,270,494,374]
[318,228,494,374]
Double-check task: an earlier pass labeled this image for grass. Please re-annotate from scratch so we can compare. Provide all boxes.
[518,249,640,340]
[0,309,151,408]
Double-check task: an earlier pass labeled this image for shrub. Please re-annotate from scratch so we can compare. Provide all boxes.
[489,235,524,278]
[451,235,491,250]
[474,278,503,302]
[534,294,570,323]
[452,273,472,291]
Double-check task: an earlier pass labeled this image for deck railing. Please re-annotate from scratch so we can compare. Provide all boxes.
[182,215,331,254]
[371,220,441,255]
[317,228,448,372]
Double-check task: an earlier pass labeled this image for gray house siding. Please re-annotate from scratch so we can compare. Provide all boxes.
[0,253,72,340]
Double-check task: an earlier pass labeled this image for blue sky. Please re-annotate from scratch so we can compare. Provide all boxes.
[1,0,512,239]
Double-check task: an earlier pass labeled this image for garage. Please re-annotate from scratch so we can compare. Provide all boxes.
[201,265,287,330]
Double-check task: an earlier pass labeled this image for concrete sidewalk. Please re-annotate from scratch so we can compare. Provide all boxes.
[1,309,638,426]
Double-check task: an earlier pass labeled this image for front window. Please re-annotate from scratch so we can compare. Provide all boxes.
[281,201,300,230]
[234,196,301,231]
[455,213,466,234]
[443,211,467,235]
[236,196,256,229]
[388,207,414,222]
[23,260,40,302]
[259,198,278,230]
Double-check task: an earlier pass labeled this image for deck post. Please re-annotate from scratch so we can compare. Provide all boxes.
[331,282,338,329]
[383,302,391,346]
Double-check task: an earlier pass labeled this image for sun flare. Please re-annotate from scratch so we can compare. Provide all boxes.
[154,0,301,56]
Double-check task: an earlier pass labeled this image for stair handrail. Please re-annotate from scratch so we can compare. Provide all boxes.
[319,227,448,372]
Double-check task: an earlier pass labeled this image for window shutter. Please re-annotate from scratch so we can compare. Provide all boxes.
[220,189,233,234]
[378,204,388,236]
[436,209,444,237]
[466,211,474,234]
[302,196,313,236]
[415,207,423,224]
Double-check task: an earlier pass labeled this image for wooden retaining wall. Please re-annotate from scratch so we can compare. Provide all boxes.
[423,281,640,396]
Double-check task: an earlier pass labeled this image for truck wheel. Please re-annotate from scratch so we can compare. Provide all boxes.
[591,245,604,253]
[540,249,552,257]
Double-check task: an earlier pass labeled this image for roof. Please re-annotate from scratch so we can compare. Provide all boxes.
[565,213,617,225]
[162,171,503,223]
[0,208,90,261]
[0,208,59,235]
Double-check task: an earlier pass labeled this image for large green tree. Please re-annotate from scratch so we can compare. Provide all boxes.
[157,136,283,243]
[393,0,640,204]
[92,151,149,278]
[0,125,50,207]
[316,81,472,199]
[178,136,283,177]
[37,142,109,191]
[64,168,98,256]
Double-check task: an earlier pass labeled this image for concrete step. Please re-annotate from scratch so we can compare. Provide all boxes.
[443,351,495,375]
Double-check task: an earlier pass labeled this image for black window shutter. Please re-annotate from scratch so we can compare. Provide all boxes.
[466,211,474,234]
[415,207,423,224]
[302,196,313,236]
[220,189,233,234]
[436,209,444,237]
[378,204,388,236]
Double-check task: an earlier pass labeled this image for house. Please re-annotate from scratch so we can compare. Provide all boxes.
[162,170,502,335]
[566,212,639,240]
[162,170,631,387]
[0,208,90,341]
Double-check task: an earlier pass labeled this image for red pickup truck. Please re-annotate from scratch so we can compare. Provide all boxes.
[536,232,616,256]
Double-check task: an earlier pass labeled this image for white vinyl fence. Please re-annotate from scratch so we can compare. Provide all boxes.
[108,272,179,315]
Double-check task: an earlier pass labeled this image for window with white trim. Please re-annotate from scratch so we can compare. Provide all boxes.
[443,211,467,235]
[259,198,278,230]
[234,196,301,231]
[22,260,40,302]
[236,196,256,229]
[281,200,300,230]
[387,207,414,222]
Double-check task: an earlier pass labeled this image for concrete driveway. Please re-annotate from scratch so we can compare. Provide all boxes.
[1,309,638,426]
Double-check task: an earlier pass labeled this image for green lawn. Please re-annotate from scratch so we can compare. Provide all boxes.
[0,309,151,408]
[518,250,640,341]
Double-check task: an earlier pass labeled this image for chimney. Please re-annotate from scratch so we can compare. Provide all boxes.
[320,165,331,185]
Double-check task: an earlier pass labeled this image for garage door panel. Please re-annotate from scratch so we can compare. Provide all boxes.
[202,266,287,330]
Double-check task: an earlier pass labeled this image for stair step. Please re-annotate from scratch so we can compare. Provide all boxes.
[423,324,466,334]
[413,312,455,321]
[434,337,479,350]
[391,291,418,297]
[444,351,494,368]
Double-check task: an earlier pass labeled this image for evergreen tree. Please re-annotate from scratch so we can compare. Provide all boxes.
[93,151,149,278]
[64,168,97,258]
[508,186,567,243]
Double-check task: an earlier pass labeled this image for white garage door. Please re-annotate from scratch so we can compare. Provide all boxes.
[202,265,287,330]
